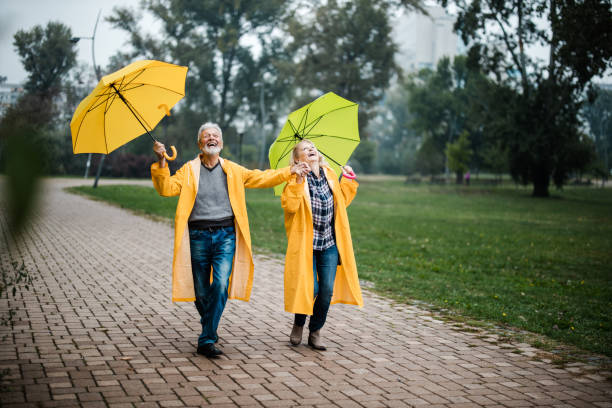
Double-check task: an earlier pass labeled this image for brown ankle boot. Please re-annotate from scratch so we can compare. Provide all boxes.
[289,324,303,346]
[308,329,326,350]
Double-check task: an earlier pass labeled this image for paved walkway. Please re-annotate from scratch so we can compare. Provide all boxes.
[1,178,611,408]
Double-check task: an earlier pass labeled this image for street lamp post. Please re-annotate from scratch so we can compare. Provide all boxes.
[72,9,102,179]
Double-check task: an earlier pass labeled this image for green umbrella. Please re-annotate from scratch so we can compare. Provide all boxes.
[268,92,360,195]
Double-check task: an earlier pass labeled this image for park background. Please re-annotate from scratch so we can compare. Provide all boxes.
[1,0,611,369]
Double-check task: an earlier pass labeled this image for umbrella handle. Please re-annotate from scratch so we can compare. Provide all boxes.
[163,145,177,161]
[343,170,356,180]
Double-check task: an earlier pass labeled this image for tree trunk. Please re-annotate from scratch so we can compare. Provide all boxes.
[456,172,463,184]
[532,171,550,197]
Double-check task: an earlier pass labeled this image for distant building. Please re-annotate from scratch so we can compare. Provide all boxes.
[392,5,463,73]
[0,82,25,117]
[596,82,612,92]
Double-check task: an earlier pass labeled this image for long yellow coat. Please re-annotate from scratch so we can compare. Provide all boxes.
[151,156,291,302]
[281,165,363,315]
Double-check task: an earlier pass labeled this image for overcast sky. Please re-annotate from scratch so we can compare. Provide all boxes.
[1,0,143,84]
[1,1,609,85]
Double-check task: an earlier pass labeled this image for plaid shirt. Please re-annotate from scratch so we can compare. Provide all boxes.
[307,169,335,251]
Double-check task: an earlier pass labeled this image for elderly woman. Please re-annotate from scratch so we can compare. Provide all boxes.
[281,139,363,350]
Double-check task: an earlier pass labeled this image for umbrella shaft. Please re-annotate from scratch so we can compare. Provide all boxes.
[110,83,157,143]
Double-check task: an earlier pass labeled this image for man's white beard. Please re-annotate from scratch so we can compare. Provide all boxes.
[202,145,222,155]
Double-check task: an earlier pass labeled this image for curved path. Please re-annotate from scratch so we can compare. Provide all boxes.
[0,178,610,407]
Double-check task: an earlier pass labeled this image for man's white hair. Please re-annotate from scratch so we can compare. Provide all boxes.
[197,122,223,141]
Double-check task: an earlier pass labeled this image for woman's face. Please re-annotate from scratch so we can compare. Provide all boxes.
[296,142,318,164]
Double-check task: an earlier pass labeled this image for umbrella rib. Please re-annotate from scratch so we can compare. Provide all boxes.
[103,81,124,153]
[73,106,90,151]
[301,103,358,135]
[73,87,119,151]
[292,107,309,138]
[123,82,185,97]
[303,116,323,138]
[287,119,299,137]
[317,148,342,167]
[274,147,296,168]
[301,134,360,142]
[300,107,309,135]
[118,68,147,90]
[122,95,154,132]
[275,137,299,143]
[88,93,115,113]
[117,68,184,97]
[111,83,145,93]
[110,75,155,132]
[287,119,299,141]
[273,140,295,168]
[90,81,144,102]
[104,87,120,114]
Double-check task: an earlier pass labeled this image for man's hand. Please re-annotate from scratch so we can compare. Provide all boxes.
[153,141,167,167]
[290,162,310,184]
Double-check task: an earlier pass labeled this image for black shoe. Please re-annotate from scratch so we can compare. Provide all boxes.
[197,343,223,358]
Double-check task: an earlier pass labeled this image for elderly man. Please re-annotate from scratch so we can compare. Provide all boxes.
[152,122,308,358]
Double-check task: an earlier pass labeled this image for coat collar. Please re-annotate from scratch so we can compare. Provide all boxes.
[302,165,338,208]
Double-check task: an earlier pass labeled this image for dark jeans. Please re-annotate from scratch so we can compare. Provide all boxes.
[294,244,338,332]
[189,226,236,346]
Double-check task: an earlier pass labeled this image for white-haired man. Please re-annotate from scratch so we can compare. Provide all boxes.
[152,123,308,357]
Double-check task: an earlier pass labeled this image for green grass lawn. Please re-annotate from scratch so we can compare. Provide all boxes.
[68,179,612,357]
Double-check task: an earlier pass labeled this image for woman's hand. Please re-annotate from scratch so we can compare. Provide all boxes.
[342,165,356,179]
[290,162,310,183]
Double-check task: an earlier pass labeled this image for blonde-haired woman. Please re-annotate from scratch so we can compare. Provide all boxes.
[281,139,363,350]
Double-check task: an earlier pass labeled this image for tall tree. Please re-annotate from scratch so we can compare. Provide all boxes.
[370,83,420,174]
[107,0,293,157]
[13,22,77,98]
[1,21,77,234]
[445,0,612,196]
[445,130,473,183]
[582,87,612,174]
[285,0,400,172]
[405,55,487,175]
[286,0,399,128]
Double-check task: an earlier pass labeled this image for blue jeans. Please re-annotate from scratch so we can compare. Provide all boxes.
[294,244,338,332]
[189,226,236,346]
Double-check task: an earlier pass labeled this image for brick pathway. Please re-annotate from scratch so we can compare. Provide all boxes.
[1,178,611,407]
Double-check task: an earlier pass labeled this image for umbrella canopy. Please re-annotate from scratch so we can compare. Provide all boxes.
[71,59,188,157]
[268,92,359,195]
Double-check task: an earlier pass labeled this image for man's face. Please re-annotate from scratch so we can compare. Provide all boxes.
[199,128,223,155]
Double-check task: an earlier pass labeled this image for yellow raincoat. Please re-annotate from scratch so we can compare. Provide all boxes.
[151,156,291,302]
[281,165,363,315]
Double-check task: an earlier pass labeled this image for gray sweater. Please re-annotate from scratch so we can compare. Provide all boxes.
[188,162,234,223]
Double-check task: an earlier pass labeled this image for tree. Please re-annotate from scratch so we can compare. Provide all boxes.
[107,0,294,160]
[13,22,77,98]
[481,139,509,182]
[286,0,400,171]
[416,135,445,178]
[405,55,487,175]
[1,21,78,234]
[582,87,612,174]
[369,83,420,174]
[445,0,612,196]
[445,130,473,183]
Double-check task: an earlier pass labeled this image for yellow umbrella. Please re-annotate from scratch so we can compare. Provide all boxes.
[71,59,188,160]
